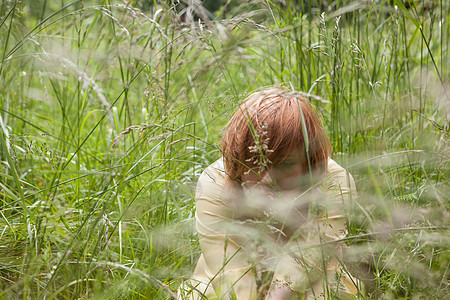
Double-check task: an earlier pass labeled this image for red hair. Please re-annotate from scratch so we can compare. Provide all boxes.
[220,88,331,183]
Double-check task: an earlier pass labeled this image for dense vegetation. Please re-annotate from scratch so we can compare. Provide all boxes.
[0,0,448,298]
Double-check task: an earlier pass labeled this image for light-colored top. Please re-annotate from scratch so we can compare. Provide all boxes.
[180,158,360,299]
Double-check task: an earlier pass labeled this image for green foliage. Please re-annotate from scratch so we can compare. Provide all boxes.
[0,0,448,298]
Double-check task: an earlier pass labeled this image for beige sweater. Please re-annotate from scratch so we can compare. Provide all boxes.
[180,158,360,299]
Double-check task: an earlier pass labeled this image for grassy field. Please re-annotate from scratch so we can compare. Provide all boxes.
[0,0,448,299]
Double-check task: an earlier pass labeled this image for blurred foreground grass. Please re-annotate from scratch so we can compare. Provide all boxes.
[0,0,448,299]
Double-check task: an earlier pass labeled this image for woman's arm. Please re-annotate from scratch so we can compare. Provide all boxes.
[194,164,257,299]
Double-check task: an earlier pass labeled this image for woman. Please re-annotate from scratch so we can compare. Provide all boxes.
[181,88,360,299]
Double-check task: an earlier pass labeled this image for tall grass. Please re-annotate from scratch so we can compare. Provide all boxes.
[0,0,448,298]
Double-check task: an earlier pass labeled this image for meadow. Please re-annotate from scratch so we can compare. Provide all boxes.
[0,0,448,299]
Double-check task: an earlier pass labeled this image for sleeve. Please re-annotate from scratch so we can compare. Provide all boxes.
[270,159,357,295]
[195,166,257,299]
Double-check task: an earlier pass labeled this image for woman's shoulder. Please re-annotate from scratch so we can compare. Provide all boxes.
[199,157,226,183]
[327,158,347,174]
[195,158,234,230]
[325,158,357,194]
[196,157,228,203]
